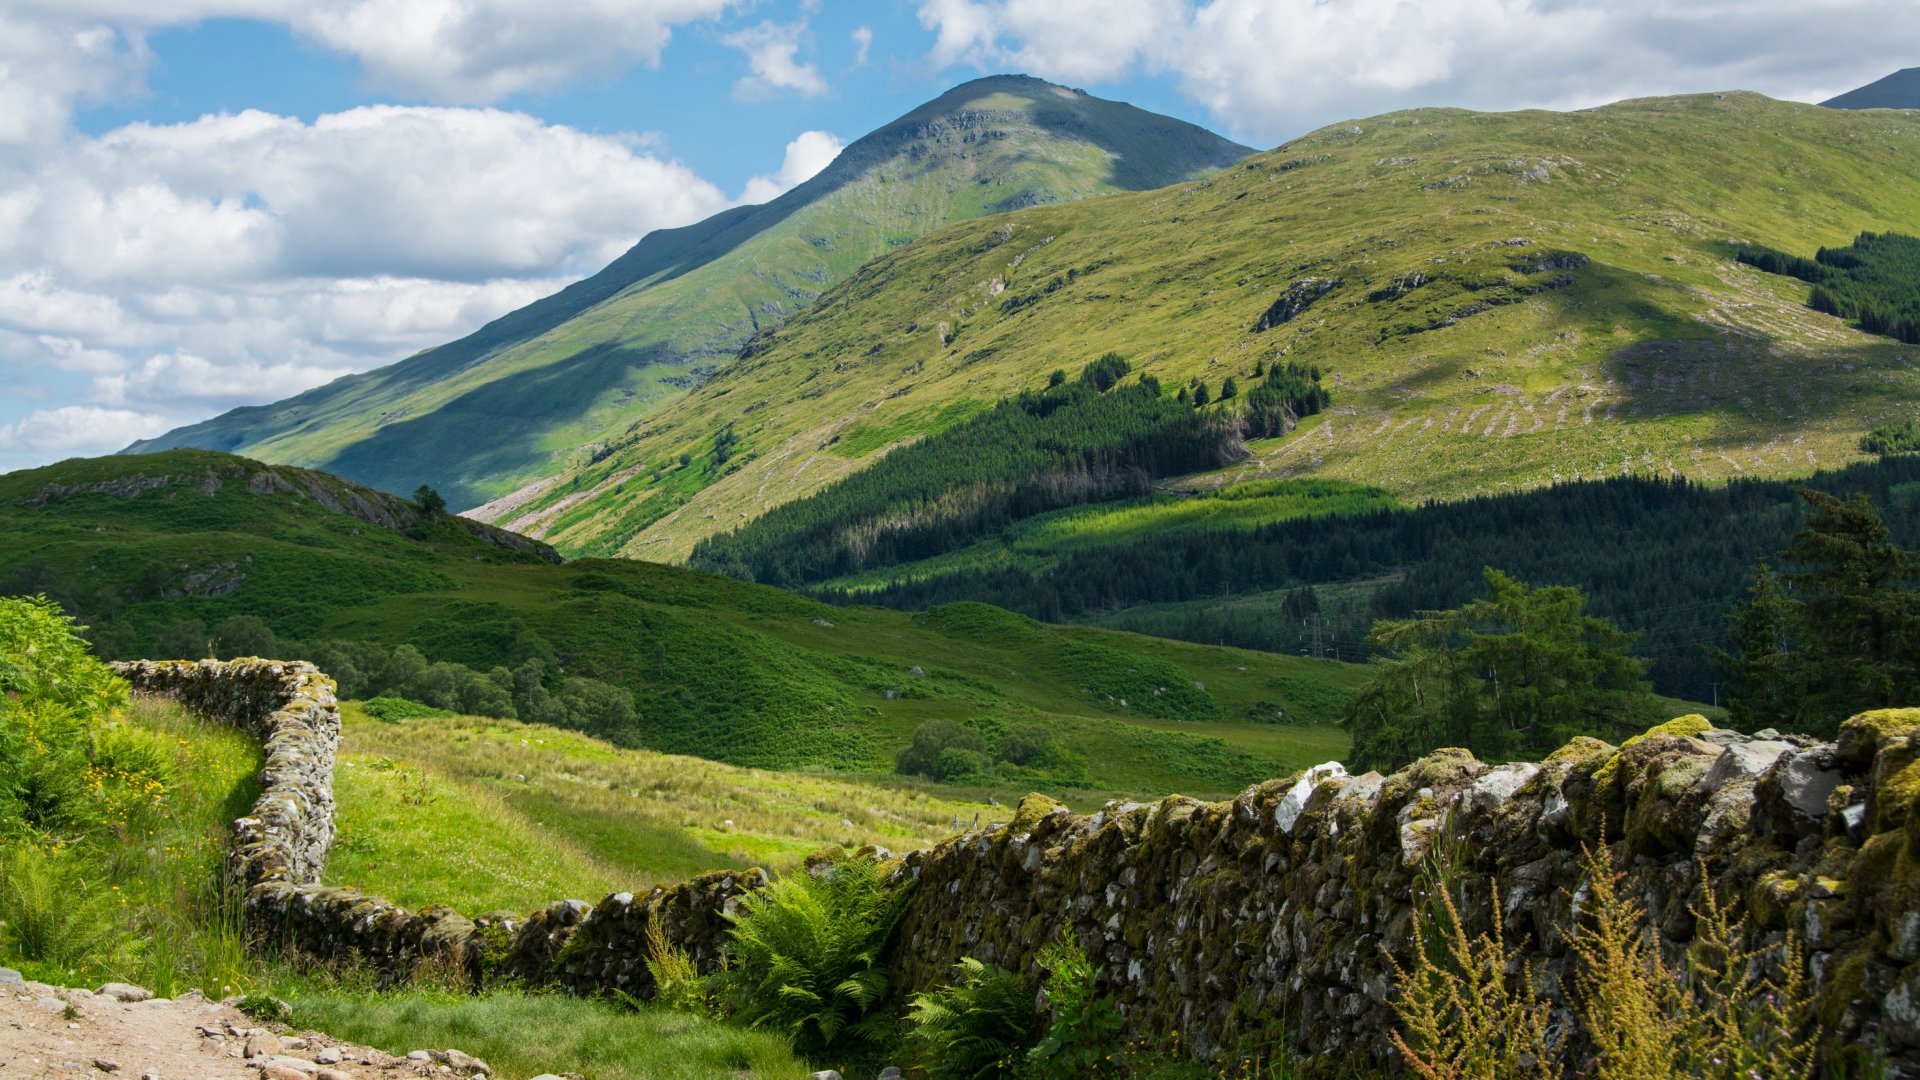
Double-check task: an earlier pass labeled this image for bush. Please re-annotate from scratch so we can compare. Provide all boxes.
[896,720,990,780]
[0,595,128,714]
[996,722,1055,767]
[721,856,912,1054]
[908,957,1039,1079]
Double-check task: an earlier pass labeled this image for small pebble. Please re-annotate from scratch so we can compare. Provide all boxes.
[92,1059,120,1073]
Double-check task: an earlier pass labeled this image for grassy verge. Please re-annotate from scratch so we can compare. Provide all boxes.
[276,980,807,1080]
[1,693,261,997]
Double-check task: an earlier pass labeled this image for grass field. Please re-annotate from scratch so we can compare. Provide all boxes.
[326,696,1360,915]
[503,92,1920,563]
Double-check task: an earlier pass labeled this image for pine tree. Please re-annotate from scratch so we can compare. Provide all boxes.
[1779,489,1920,731]
[1192,382,1211,407]
[1712,562,1797,731]
[1220,376,1239,400]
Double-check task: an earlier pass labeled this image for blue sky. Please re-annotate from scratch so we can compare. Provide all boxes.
[2,0,1916,471]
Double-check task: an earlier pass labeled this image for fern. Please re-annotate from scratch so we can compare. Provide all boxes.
[720,856,911,1053]
[908,957,1039,1079]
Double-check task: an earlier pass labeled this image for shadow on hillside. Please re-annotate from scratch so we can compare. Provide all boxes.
[318,340,681,509]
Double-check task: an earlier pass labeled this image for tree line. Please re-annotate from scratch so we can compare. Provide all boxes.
[689,355,1248,585]
[818,457,1920,702]
[1737,231,1920,344]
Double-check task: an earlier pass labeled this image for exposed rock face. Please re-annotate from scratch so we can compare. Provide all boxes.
[1251,277,1340,332]
[123,658,1920,1072]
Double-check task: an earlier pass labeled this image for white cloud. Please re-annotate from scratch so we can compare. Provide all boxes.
[0,104,736,471]
[0,405,173,462]
[851,25,873,66]
[740,130,845,204]
[5,0,742,109]
[916,0,1920,142]
[723,19,829,100]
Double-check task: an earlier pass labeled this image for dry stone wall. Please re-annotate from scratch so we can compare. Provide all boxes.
[125,658,1920,1072]
[115,658,758,990]
[886,712,1920,1072]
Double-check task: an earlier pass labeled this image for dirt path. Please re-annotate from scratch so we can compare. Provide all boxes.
[0,976,491,1080]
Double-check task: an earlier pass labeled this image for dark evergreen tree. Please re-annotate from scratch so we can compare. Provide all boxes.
[1712,562,1797,732]
[414,485,447,516]
[1344,568,1653,771]
[1777,490,1920,732]
[1192,382,1211,407]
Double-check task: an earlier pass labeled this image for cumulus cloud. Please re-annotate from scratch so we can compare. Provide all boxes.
[0,104,735,470]
[7,0,741,107]
[723,19,829,100]
[0,405,174,463]
[916,0,1920,142]
[740,130,845,204]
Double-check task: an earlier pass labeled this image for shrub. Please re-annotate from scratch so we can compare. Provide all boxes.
[896,720,991,780]
[0,595,128,714]
[643,918,712,1015]
[721,856,911,1054]
[996,722,1055,767]
[1027,929,1125,1078]
[1571,848,1815,1079]
[908,957,1039,1079]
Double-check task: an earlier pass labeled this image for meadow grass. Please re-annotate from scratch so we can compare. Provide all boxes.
[276,979,808,1080]
[328,705,999,913]
[0,694,261,997]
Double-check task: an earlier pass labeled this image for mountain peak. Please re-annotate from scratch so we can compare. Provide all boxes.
[1823,67,1920,109]
[127,80,1251,512]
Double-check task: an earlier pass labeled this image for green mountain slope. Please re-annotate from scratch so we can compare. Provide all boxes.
[0,450,1357,795]
[501,92,1920,562]
[124,76,1251,511]
[1824,68,1920,109]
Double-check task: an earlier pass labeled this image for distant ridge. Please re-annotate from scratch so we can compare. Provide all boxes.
[127,75,1252,511]
[1824,67,1920,109]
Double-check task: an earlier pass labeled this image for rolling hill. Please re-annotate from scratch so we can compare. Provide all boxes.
[125,76,1251,512]
[0,449,1357,795]
[488,91,1920,562]
[1824,67,1920,109]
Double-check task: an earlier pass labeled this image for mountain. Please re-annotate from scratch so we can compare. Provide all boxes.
[0,449,1360,793]
[126,76,1252,511]
[1824,67,1920,109]
[490,92,1920,561]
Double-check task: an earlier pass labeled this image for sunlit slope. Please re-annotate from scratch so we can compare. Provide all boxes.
[505,92,1920,561]
[127,76,1250,510]
[1,450,1357,794]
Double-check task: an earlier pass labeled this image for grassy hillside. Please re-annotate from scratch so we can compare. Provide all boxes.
[327,704,997,913]
[505,92,1920,562]
[1824,68,1920,109]
[128,76,1250,512]
[0,450,1357,794]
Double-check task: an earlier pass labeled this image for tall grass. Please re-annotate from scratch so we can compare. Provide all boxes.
[1387,842,1821,1078]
